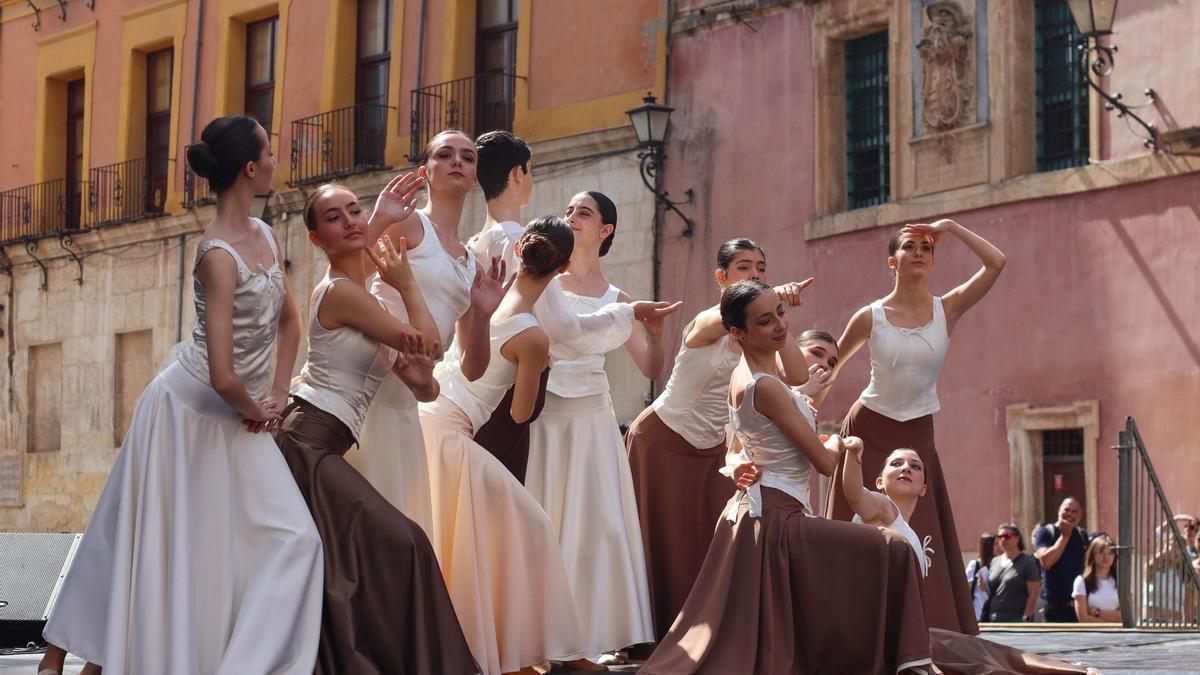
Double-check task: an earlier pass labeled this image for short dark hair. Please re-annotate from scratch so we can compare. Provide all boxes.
[186,115,264,194]
[584,191,618,256]
[518,216,574,277]
[720,280,771,330]
[998,523,1026,552]
[716,238,765,271]
[476,131,531,201]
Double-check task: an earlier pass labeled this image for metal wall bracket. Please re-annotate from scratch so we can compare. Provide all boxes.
[59,234,83,285]
[26,0,41,30]
[54,0,65,21]
[25,240,48,291]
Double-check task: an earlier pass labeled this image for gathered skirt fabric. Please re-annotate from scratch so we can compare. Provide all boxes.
[826,401,980,635]
[472,366,550,483]
[526,391,655,654]
[274,399,478,675]
[626,406,734,641]
[929,629,1090,674]
[42,362,323,674]
[642,487,932,674]
[349,373,433,533]
[418,396,585,674]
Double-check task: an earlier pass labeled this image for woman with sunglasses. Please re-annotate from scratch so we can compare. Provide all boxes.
[987,525,1041,622]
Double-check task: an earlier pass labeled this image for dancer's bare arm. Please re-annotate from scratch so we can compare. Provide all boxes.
[752,377,840,476]
[811,305,871,407]
[839,437,897,525]
[620,289,668,379]
[773,279,814,386]
[503,328,550,424]
[908,220,1006,333]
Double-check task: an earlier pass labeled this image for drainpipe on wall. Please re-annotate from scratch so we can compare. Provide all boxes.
[410,0,429,160]
[175,234,186,343]
[647,5,675,401]
[188,0,206,146]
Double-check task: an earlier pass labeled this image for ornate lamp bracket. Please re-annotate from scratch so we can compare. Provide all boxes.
[1079,38,1158,149]
[25,240,48,291]
[60,233,84,285]
[637,148,696,237]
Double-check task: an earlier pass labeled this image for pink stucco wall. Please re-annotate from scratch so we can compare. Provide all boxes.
[660,3,1200,553]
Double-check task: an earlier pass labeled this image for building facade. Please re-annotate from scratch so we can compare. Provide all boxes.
[659,0,1200,555]
[0,0,667,531]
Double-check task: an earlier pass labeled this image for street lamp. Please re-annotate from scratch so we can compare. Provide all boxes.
[626,94,695,236]
[1065,0,1158,148]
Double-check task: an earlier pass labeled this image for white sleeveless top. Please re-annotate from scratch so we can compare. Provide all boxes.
[369,211,476,411]
[177,218,284,399]
[722,372,815,521]
[858,296,949,422]
[853,497,933,577]
[439,313,540,432]
[291,275,396,439]
[652,328,742,449]
[546,284,622,398]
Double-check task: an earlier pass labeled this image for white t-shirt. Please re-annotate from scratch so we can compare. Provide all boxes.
[1072,575,1120,612]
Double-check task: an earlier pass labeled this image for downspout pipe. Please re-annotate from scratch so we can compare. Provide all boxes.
[410,0,429,160]
[181,0,205,343]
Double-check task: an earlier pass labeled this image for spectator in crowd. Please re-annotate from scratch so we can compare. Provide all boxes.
[965,533,997,621]
[987,524,1041,622]
[1073,534,1122,623]
[1144,514,1200,624]
[1034,496,1090,622]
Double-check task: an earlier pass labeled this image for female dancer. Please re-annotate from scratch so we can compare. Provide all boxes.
[641,280,931,674]
[626,238,812,643]
[354,130,507,532]
[841,445,1093,673]
[273,183,478,674]
[40,115,321,674]
[524,190,680,661]
[418,217,598,675]
[823,219,1006,634]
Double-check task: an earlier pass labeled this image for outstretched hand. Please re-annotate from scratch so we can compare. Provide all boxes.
[632,300,684,324]
[367,235,415,291]
[370,172,425,227]
[774,277,814,308]
[395,340,443,402]
[470,256,512,317]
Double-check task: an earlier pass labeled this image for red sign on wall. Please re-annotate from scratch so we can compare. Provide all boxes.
[1054,473,1064,490]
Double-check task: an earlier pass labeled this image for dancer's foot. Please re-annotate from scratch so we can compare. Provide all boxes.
[37,644,66,675]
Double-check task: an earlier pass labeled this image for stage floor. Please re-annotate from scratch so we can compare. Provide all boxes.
[1,629,1197,673]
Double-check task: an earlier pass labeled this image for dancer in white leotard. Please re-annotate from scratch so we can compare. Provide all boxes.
[40,115,322,675]
[418,217,599,675]
[353,130,507,532]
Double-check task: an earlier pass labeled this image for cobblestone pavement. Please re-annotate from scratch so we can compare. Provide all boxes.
[3,630,1198,673]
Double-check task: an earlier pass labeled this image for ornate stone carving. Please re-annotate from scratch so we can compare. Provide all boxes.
[917,2,975,133]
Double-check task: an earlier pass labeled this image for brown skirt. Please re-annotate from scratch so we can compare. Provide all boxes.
[642,487,932,674]
[472,366,550,483]
[274,399,478,675]
[929,629,1089,674]
[826,401,980,635]
[626,406,734,642]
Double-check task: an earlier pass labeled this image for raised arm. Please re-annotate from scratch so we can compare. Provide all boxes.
[503,328,551,423]
[773,278,815,387]
[683,307,727,349]
[195,250,272,427]
[366,172,425,248]
[810,305,871,408]
[456,256,510,381]
[839,436,898,525]
[752,377,840,476]
[915,220,1006,332]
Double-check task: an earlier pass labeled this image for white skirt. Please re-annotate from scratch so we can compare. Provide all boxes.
[42,362,322,674]
[349,373,434,534]
[526,391,654,654]
[418,396,585,674]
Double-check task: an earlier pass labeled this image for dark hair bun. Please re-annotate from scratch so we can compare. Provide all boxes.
[186,141,218,178]
[520,233,558,273]
[519,216,574,278]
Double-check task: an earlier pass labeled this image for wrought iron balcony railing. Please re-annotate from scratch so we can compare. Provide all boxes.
[183,165,215,209]
[409,72,518,160]
[0,178,82,246]
[288,103,393,187]
[87,157,166,228]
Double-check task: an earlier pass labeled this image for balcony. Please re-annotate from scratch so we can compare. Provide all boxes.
[0,178,82,245]
[288,103,392,187]
[87,157,166,227]
[183,165,215,209]
[409,72,518,160]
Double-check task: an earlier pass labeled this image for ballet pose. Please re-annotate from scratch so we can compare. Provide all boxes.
[641,280,931,674]
[841,446,1093,674]
[353,130,507,532]
[625,238,813,642]
[823,219,1005,634]
[418,217,604,675]
[40,115,322,674]
[273,183,478,674]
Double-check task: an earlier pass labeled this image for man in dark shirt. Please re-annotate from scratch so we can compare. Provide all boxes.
[1034,496,1090,621]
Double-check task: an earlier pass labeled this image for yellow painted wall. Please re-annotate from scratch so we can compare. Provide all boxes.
[118,0,190,213]
[35,23,97,183]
